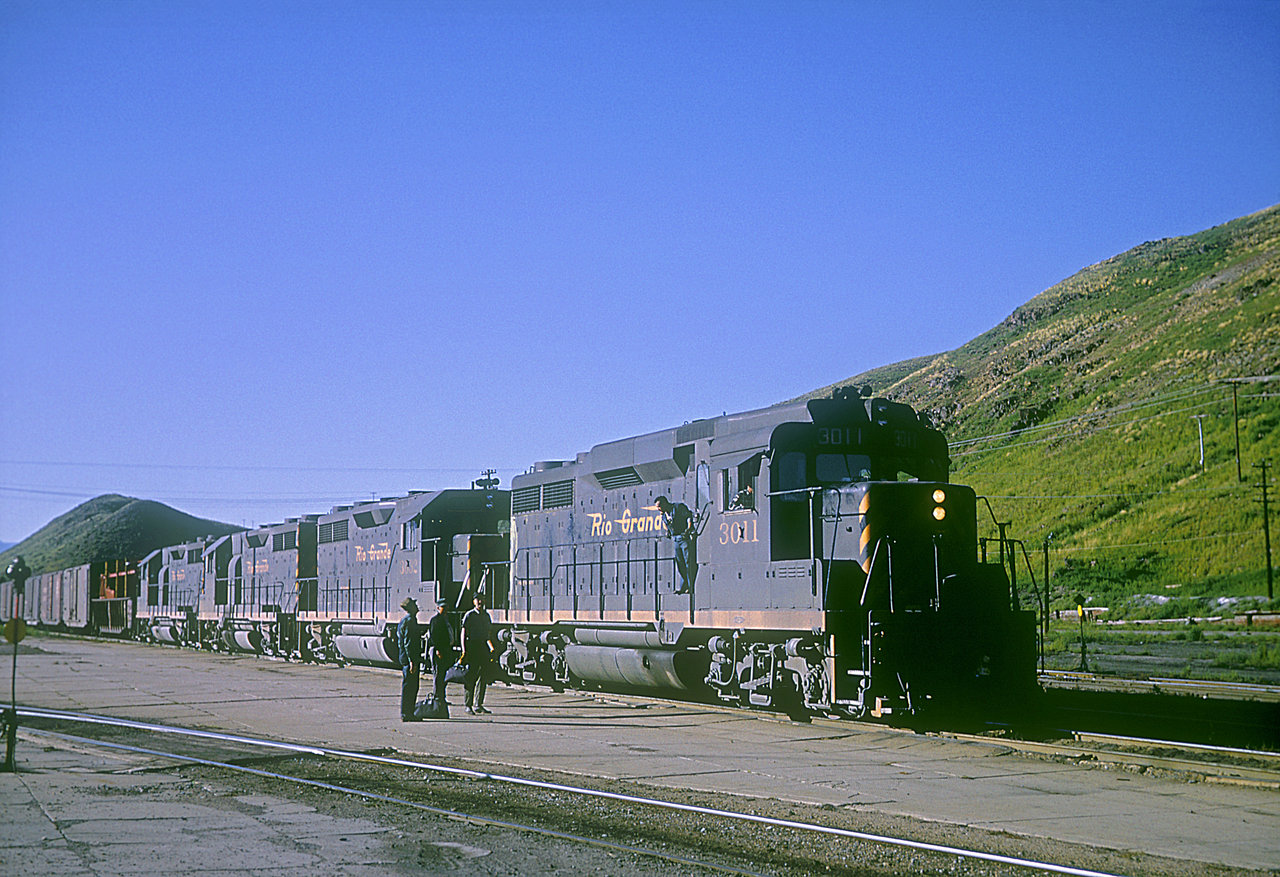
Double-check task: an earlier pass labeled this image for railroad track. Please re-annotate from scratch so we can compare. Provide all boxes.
[1040,670,1280,702]
[949,727,1280,789]
[15,706,1133,877]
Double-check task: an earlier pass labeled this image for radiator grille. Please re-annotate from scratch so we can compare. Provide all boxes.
[318,519,349,544]
[512,486,541,514]
[542,479,574,509]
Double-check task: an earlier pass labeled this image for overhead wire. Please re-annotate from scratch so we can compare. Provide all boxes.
[948,383,1228,450]
[1053,532,1256,552]
[956,383,1276,559]
[951,389,1239,457]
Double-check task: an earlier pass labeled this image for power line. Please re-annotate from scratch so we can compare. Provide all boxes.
[0,486,394,505]
[952,394,1235,457]
[949,382,1275,458]
[0,460,516,475]
[949,383,1226,450]
[1053,531,1256,552]
[982,484,1245,500]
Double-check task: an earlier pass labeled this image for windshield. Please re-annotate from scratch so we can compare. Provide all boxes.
[814,452,942,484]
[816,453,873,483]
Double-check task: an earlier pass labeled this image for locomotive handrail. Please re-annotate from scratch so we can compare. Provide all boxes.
[858,537,895,612]
[976,495,1018,606]
[312,574,391,620]
[766,486,822,499]
[1006,538,1046,671]
[511,547,678,616]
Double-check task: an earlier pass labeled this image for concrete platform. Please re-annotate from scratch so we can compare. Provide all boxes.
[0,728,397,876]
[2,636,1277,872]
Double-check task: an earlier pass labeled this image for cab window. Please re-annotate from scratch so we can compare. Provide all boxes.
[816,453,872,484]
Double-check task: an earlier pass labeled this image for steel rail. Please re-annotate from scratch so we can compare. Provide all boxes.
[1069,730,1280,762]
[1042,670,1280,697]
[17,723,767,877]
[19,706,1125,877]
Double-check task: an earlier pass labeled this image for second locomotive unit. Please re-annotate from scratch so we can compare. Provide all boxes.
[497,388,1037,719]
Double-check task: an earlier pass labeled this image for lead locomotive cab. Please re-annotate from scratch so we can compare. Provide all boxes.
[500,387,1037,723]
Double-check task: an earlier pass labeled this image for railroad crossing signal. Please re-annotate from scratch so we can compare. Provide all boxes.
[3,619,25,644]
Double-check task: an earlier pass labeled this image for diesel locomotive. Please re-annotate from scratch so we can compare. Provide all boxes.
[2,388,1038,721]
[497,388,1037,719]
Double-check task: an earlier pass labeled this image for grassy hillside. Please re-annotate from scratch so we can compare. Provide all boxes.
[0,495,241,577]
[808,205,1280,618]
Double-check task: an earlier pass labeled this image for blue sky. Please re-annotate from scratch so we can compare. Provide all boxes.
[1,0,1277,542]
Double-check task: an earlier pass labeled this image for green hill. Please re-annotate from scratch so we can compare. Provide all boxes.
[806,205,1280,618]
[0,495,241,577]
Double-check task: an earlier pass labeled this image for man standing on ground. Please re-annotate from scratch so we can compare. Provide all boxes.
[426,597,455,711]
[396,598,423,722]
[461,591,494,715]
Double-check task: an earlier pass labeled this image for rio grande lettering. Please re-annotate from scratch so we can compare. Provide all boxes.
[355,542,393,563]
[588,508,665,538]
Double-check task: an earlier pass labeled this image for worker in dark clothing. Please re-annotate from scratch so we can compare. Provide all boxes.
[426,597,455,710]
[655,495,697,594]
[396,598,423,722]
[461,592,494,714]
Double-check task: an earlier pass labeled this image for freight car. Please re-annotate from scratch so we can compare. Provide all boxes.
[132,488,509,664]
[0,561,134,636]
[496,388,1038,720]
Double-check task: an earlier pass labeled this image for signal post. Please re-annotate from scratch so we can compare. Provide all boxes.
[3,556,30,772]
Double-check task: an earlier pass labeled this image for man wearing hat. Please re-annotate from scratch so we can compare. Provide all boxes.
[426,597,456,712]
[396,598,424,722]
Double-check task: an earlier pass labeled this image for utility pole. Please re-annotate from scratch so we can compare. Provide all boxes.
[1225,375,1280,483]
[1041,534,1052,675]
[1257,460,1274,601]
[1191,414,1207,472]
[1232,383,1243,482]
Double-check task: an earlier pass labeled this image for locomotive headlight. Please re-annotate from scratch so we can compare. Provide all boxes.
[931,489,947,521]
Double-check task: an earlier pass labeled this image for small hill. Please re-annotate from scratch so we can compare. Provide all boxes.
[806,205,1280,615]
[0,495,241,577]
